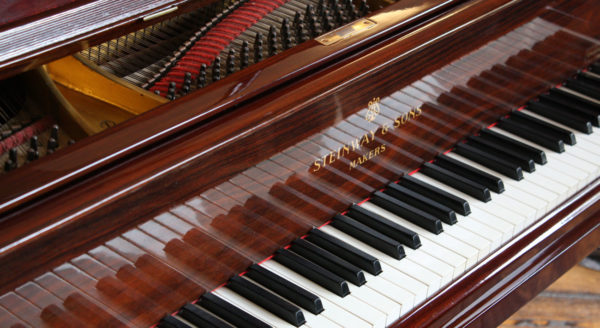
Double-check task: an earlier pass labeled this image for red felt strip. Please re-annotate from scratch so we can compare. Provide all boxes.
[150,0,289,95]
[0,116,53,155]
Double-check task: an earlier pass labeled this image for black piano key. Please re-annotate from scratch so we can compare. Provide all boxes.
[510,110,576,145]
[565,79,600,100]
[180,304,231,328]
[467,135,535,173]
[526,101,592,134]
[398,175,471,216]
[228,276,306,327]
[539,94,600,127]
[290,238,366,286]
[274,248,350,297]
[421,162,491,201]
[496,117,565,153]
[454,143,523,181]
[577,73,600,90]
[198,293,271,328]
[347,204,422,247]
[331,214,407,259]
[246,264,324,314]
[435,154,505,193]
[306,228,382,275]
[527,96,597,134]
[384,183,457,224]
[527,101,592,133]
[464,134,534,174]
[368,191,444,234]
[479,129,547,164]
[591,62,600,74]
[549,87,600,113]
[159,315,193,328]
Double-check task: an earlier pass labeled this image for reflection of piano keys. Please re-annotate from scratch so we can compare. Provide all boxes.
[1,0,600,327]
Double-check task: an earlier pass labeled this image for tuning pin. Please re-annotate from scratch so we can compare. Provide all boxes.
[305,4,315,21]
[181,84,190,95]
[68,139,75,145]
[334,6,344,25]
[167,81,176,100]
[360,0,369,16]
[226,49,236,75]
[182,72,192,94]
[1,130,11,139]
[316,0,325,16]
[293,11,302,29]
[197,64,207,88]
[183,72,192,87]
[305,5,318,37]
[268,26,278,56]
[47,138,58,153]
[330,0,340,12]
[254,33,264,62]
[212,57,221,81]
[280,18,292,49]
[8,148,17,163]
[240,41,249,69]
[51,124,59,139]
[30,136,38,151]
[4,160,14,172]
[348,1,358,20]
[27,148,38,161]
[322,10,332,31]
[154,90,161,96]
[296,22,306,43]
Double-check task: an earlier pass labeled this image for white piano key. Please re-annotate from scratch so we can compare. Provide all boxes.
[532,164,580,195]
[453,212,504,250]
[413,173,517,239]
[214,288,300,328]
[360,271,414,315]
[347,284,400,325]
[297,305,341,328]
[435,221,492,261]
[262,261,386,328]
[320,225,431,301]
[362,202,477,271]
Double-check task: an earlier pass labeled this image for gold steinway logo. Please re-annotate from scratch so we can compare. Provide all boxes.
[311,100,423,173]
[365,97,381,122]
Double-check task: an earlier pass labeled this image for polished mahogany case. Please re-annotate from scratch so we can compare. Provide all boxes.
[0,0,598,327]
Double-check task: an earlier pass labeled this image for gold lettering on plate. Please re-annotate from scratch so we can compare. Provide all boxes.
[312,106,422,172]
[365,97,381,122]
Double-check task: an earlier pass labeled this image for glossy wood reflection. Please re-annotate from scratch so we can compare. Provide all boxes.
[0,0,599,327]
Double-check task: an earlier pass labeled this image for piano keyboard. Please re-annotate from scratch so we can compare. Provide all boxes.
[156,69,600,328]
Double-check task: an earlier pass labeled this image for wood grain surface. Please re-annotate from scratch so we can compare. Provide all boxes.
[501,265,600,328]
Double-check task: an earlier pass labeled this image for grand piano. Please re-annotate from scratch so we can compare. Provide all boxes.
[0,0,598,327]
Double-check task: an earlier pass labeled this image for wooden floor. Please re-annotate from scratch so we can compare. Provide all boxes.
[500,265,600,328]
